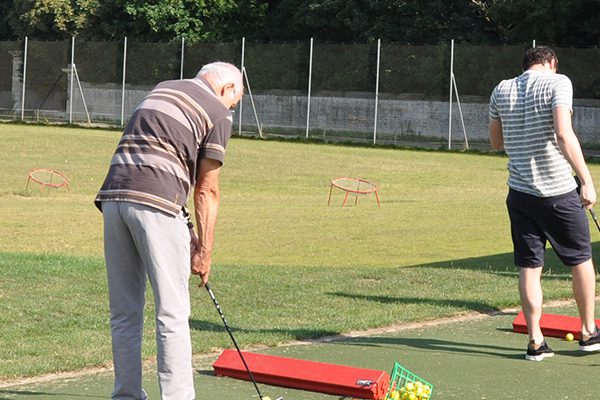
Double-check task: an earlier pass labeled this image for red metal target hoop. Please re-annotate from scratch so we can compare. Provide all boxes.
[328,177,380,207]
[26,168,70,192]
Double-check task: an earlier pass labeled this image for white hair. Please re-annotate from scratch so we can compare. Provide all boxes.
[197,62,242,88]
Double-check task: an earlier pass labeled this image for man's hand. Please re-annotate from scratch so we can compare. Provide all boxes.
[579,181,597,210]
[190,229,211,286]
[191,248,211,287]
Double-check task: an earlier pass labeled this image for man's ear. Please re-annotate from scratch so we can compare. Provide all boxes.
[221,83,234,96]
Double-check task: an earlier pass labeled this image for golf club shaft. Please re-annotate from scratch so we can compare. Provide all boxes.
[590,209,600,232]
[205,283,264,399]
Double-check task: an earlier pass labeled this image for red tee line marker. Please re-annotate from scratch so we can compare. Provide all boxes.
[512,311,600,340]
[214,349,390,399]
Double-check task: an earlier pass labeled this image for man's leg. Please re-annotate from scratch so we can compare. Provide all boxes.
[572,258,597,337]
[124,203,195,400]
[520,266,555,360]
[103,202,148,400]
[519,266,545,343]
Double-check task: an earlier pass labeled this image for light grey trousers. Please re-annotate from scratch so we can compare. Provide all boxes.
[102,201,194,400]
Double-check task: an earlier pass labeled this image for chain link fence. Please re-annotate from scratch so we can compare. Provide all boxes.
[2,38,600,147]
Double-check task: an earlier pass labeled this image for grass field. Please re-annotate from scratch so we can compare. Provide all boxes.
[0,122,597,382]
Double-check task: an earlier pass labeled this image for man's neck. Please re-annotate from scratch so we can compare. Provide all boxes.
[528,62,555,73]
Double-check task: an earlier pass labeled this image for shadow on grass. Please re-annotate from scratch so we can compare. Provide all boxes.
[188,319,338,341]
[324,244,600,324]
[405,250,574,278]
[328,293,501,313]
[406,241,600,276]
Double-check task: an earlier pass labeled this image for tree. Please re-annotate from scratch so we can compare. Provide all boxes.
[477,0,600,46]
[89,0,270,42]
[89,0,228,42]
[266,0,497,44]
[8,0,100,39]
[5,0,266,42]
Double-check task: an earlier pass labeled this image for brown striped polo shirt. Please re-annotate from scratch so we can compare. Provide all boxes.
[94,77,232,216]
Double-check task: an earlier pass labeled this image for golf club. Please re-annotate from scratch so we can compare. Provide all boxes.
[205,282,283,400]
[590,208,600,233]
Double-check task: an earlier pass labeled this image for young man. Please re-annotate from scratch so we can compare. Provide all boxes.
[489,46,600,361]
[95,62,243,398]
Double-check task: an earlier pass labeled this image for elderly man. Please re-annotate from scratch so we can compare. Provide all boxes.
[489,46,600,361]
[95,62,243,399]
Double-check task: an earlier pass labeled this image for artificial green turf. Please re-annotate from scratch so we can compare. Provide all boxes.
[3,303,599,400]
[0,123,597,380]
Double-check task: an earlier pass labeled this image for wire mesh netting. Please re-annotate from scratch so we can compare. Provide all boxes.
[241,41,309,136]
[24,40,70,122]
[183,41,240,78]
[453,44,524,98]
[0,41,23,115]
[553,46,600,99]
[4,38,600,148]
[71,40,123,123]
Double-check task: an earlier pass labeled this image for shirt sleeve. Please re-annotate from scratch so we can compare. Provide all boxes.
[199,115,233,164]
[489,87,500,121]
[552,75,573,112]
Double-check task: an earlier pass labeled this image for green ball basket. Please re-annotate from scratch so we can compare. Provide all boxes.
[384,362,434,400]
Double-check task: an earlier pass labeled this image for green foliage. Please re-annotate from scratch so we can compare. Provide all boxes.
[9,0,100,39]
[90,0,233,42]
[268,0,497,44]
[484,0,600,46]
[4,0,267,42]
[2,0,600,49]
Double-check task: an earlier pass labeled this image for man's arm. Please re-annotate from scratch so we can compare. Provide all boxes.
[192,158,222,287]
[489,119,504,150]
[554,106,596,209]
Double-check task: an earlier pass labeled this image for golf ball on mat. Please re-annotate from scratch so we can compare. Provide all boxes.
[566,333,574,341]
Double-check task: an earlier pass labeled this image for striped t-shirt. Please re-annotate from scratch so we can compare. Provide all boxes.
[95,77,233,216]
[489,70,577,197]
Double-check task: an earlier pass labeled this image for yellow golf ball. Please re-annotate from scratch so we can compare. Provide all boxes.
[566,332,574,341]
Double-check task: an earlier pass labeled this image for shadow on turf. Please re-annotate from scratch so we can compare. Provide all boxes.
[0,389,104,399]
[335,336,525,360]
[334,335,600,361]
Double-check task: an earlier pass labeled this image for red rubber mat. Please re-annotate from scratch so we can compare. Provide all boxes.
[213,349,390,399]
[512,311,600,340]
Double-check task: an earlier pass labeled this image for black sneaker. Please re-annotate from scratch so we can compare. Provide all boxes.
[579,326,600,351]
[526,340,554,361]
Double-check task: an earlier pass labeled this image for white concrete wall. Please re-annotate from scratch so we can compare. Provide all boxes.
[16,83,600,146]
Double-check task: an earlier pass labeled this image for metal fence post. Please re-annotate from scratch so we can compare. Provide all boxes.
[69,36,75,124]
[448,39,454,150]
[180,36,185,79]
[306,37,313,139]
[20,37,28,121]
[239,37,245,136]
[120,37,128,126]
[373,38,381,145]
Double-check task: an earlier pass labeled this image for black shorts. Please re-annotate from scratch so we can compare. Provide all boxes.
[506,188,591,268]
